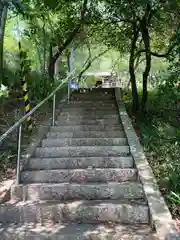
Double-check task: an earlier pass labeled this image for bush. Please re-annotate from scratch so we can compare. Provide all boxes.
[125,72,180,218]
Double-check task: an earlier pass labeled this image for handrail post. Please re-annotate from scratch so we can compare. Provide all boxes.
[68,76,71,103]
[52,94,56,126]
[68,44,74,103]
[16,124,22,185]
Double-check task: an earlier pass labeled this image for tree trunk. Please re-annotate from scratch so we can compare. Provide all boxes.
[42,21,46,79]
[54,55,60,79]
[48,43,55,81]
[35,42,43,71]
[67,56,70,73]
[0,2,8,84]
[129,24,139,113]
[47,0,88,83]
[140,20,151,110]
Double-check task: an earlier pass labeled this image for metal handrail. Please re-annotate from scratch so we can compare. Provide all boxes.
[0,71,75,184]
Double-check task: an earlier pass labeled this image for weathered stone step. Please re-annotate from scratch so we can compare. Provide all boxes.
[66,100,116,104]
[59,112,118,117]
[60,107,118,112]
[56,100,117,112]
[62,102,117,108]
[41,137,127,147]
[0,223,157,240]
[73,88,114,93]
[71,97,115,101]
[20,168,137,183]
[72,89,113,95]
[57,114,119,121]
[11,182,144,201]
[71,95,114,101]
[25,156,134,170]
[72,91,113,96]
[0,199,149,224]
[35,146,130,158]
[50,125,123,132]
[55,118,120,125]
[46,130,126,138]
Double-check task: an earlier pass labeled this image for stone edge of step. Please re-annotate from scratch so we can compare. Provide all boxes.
[20,168,138,184]
[24,156,134,170]
[46,131,126,138]
[11,181,144,201]
[50,125,124,130]
[0,199,149,224]
[41,137,127,146]
[0,223,157,240]
[34,146,130,158]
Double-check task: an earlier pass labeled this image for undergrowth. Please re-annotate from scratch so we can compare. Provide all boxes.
[124,85,180,219]
[0,82,68,181]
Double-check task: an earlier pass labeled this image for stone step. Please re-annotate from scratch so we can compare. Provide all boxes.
[50,125,123,133]
[11,182,144,201]
[61,101,117,106]
[61,102,117,108]
[65,100,116,104]
[59,112,118,117]
[72,90,113,94]
[20,168,137,184]
[34,146,130,158]
[72,91,114,96]
[57,114,119,121]
[41,138,127,147]
[60,108,118,113]
[46,130,126,138]
[0,199,149,224]
[73,89,114,94]
[57,103,118,111]
[55,118,120,125]
[73,88,114,92]
[25,156,134,170]
[0,223,157,240]
[71,95,115,101]
[71,97,115,101]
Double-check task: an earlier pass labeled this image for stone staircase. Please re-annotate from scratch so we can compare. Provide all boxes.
[0,88,157,239]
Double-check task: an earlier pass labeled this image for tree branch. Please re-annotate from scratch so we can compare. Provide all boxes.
[136,41,177,58]
[108,15,135,24]
[111,56,121,73]
[82,42,91,68]
[78,48,109,83]
[49,0,89,73]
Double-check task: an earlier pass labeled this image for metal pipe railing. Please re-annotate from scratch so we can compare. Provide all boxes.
[52,94,56,126]
[0,71,75,184]
[16,124,22,184]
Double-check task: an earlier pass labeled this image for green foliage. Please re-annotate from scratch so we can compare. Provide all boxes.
[125,80,180,218]
[168,192,180,206]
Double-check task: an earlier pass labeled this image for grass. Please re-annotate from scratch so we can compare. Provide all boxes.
[123,88,180,219]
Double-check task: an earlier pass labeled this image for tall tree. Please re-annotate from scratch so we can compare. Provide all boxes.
[0,0,8,83]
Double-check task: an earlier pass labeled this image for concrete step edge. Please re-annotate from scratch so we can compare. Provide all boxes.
[0,199,149,224]
[50,125,123,129]
[20,168,137,184]
[11,182,144,201]
[46,132,126,139]
[55,120,121,125]
[60,107,117,111]
[0,223,156,240]
[34,146,130,158]
[24,156,134,170]
[41,138,127,147]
